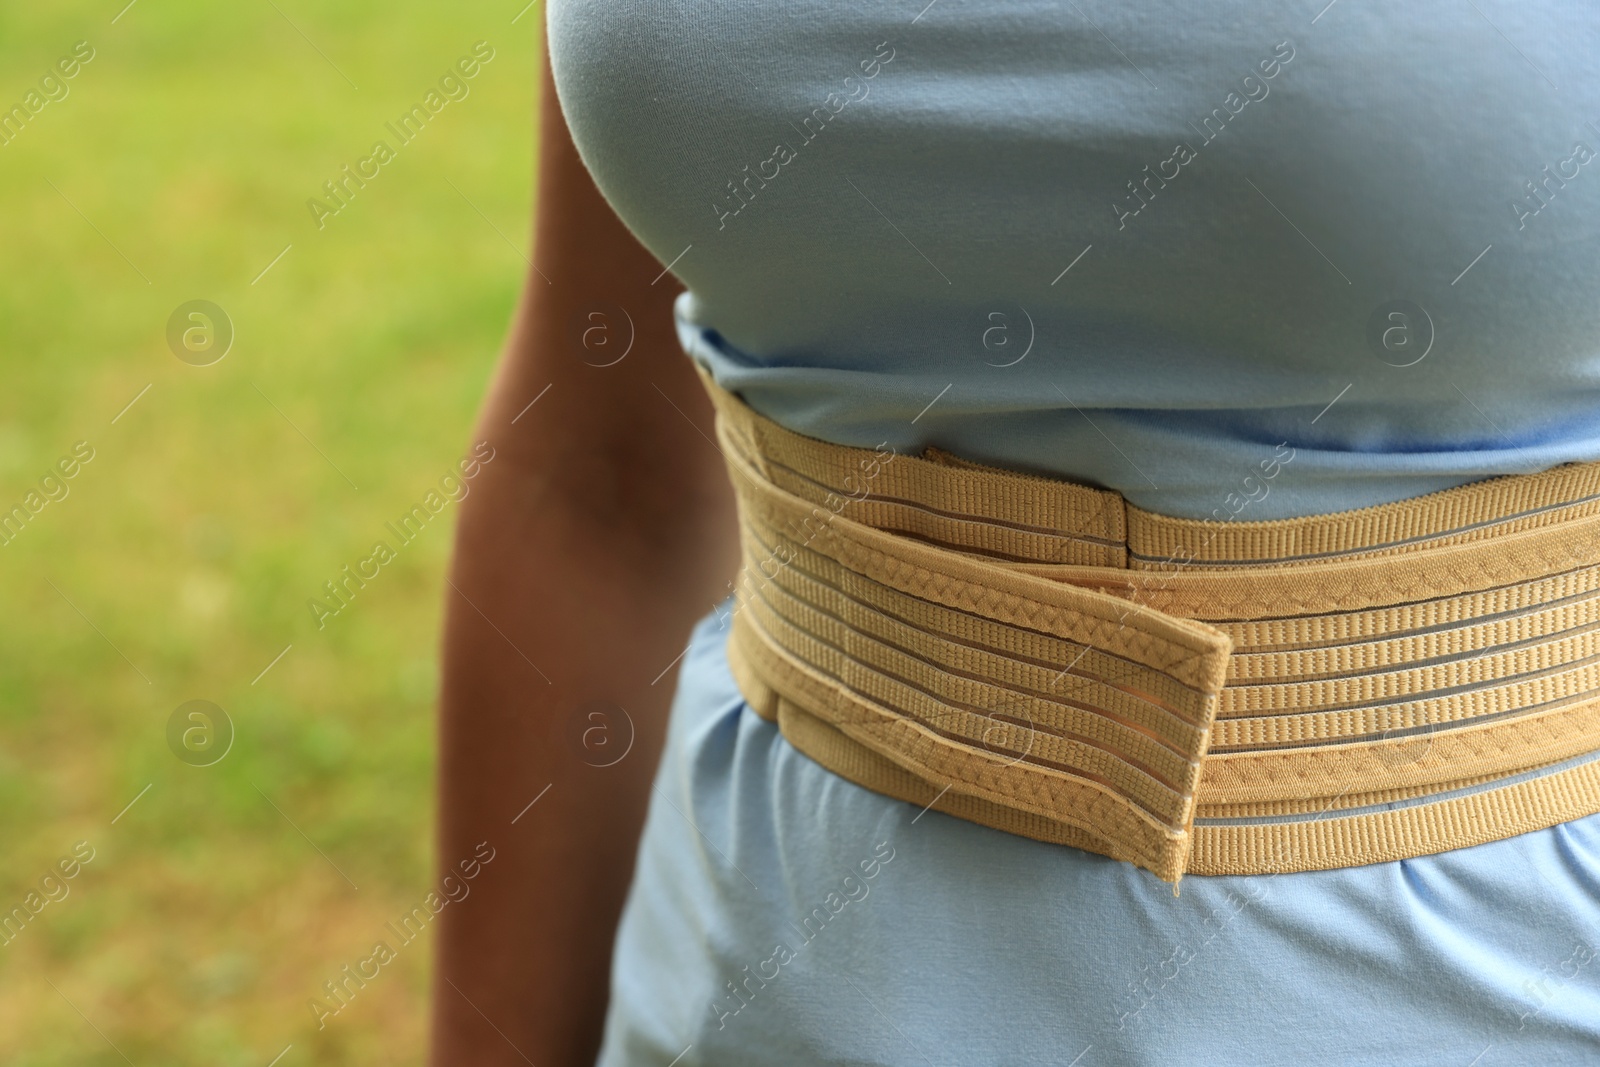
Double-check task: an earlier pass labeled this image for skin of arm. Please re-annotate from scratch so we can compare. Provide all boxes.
[427,36,739,1067]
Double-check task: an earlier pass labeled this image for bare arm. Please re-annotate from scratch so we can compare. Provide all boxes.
[427,38,739,1067]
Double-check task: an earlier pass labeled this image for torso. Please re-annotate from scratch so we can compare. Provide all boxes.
[550,0,1600,518]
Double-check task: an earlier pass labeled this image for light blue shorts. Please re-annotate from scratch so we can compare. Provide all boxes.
[597,606,1600,1067]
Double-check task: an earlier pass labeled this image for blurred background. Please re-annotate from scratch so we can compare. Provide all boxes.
[0,2,539,1062]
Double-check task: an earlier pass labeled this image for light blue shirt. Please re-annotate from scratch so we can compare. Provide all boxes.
[551,0,1600,522]
[546,1,1600,1061]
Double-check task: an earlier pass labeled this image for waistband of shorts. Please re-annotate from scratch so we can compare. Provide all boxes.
[697,364,1600,883]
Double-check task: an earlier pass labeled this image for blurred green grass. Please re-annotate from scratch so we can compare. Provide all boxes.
[0,2,537,1062]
